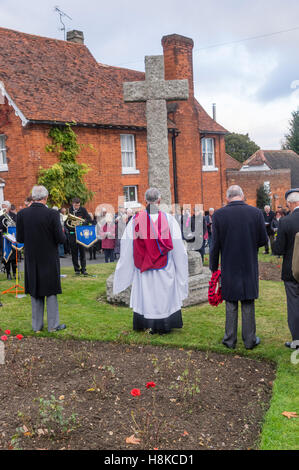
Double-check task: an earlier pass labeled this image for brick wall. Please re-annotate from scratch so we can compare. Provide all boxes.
[226,169,291,209]
[0,97,153,212]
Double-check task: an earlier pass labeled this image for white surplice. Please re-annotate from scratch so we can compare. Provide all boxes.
[113,212,188,319]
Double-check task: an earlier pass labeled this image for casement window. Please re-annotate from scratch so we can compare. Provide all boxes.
[123,185,140,208]
[202,137,217,171]
[120,134,139,174]
[264,181,271,193]
[0,135,8,171]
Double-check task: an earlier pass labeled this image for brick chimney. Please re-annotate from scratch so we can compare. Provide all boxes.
[66,30,84,44]
[161,34,194,97]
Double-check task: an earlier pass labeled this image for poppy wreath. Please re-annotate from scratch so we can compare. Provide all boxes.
[208,270,223,307]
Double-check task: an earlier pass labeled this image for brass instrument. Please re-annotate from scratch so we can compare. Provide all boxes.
[2,208,16,229]
[65,211,85,229]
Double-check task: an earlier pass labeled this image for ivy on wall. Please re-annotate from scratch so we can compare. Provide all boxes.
[38,123,94,207]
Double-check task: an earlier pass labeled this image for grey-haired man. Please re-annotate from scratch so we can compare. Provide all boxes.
[16,185,66,332]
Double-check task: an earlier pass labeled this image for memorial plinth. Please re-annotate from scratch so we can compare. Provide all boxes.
[106,250,210,307]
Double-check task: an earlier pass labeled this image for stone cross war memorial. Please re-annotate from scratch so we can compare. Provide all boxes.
[123,55,189,207]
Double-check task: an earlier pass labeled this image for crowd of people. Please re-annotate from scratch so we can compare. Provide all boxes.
[0,183,297,351]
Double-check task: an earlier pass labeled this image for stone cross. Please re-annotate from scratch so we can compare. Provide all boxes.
[123,56,189,206]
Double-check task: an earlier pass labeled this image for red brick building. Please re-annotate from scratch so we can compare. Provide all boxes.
[227,149,299,209]
[0,27,231,212]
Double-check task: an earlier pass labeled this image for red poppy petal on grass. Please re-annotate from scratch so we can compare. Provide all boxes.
[130,388,141,397]
[16,334,23,340]
[4,330,11,335]
[1,335,8,341]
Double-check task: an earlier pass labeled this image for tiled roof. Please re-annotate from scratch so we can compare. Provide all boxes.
[195,100,228,134]
[225,153,242,170]
[0,26,227,133]
[244,149,299,187]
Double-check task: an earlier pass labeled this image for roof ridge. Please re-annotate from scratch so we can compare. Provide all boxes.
[0,26,87,47]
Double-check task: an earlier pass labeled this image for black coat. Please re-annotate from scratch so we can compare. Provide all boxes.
[16,203,65,297]
[263,210,275,236]
[210,201,268,301]
[272,209,299,282]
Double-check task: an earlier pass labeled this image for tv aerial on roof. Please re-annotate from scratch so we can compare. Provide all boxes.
[54,6,72,40]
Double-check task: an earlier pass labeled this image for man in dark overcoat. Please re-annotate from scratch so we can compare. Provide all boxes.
[16,185,66,332]
[210,185,268,349]
[272,189,299,350]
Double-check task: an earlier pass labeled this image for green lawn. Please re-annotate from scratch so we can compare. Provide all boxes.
[0,258,298,450]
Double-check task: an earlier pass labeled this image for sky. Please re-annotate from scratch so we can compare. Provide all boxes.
[1,0,299,149]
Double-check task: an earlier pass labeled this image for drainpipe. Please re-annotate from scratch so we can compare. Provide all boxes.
[171,129,179,204]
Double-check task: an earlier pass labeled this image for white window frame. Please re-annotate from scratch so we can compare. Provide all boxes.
[202,137,218,171]
[123,185,141,209]
[264,181,271,193]
[120,134,140,175]
[0,135,8,172]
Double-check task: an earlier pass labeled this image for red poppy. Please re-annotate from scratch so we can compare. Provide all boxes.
[146,382,156,389]
[1,335,8,341]
[4,330,11,335]
[130,388,141,397]
[16,334,23,340]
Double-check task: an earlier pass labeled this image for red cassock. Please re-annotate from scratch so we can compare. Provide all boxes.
[133,211,173,273]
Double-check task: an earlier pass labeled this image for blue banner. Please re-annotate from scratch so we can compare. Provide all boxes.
[3,227,24,262]
[3,235,12,262]
[75,225,97,248]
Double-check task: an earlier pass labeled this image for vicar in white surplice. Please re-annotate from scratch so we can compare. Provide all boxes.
[113,188,188,335]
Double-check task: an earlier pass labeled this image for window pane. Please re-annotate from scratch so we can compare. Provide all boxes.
[129,187,136,201]
[121,135,135,169]
[0,136,4,149]
[124,187,129,202]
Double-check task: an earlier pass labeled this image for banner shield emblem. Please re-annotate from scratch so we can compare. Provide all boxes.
[3,227,24,261]
[75,225,97,248]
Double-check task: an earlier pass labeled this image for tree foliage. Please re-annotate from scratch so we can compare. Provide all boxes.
[256,184,271,210]
[225,132,260,163]
[38,124,93,207]
[282,110,299,154]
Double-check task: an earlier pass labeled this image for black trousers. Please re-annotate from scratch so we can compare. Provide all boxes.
[4,254,16,277]
[284,281,299,341]
[69,233,87,273]
[104,248,114,263]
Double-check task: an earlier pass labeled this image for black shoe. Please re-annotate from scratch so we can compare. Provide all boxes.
[246,337,261,350]
[50,324,66,332]
[82,271,89,276]
[75,271,80,276]
[7,274,12,280]
[285,341,299,349]
[222,341,236,349]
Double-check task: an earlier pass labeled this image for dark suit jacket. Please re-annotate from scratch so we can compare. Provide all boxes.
[16,203,65,297]
[272,208,299,282]
[210,201,268,301]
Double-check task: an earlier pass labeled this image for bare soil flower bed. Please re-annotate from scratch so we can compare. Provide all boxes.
[0,337,275,450]
[259,261,282,282]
